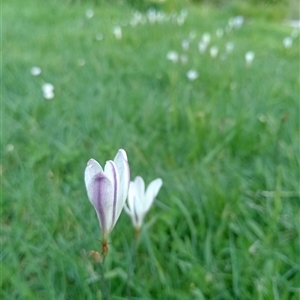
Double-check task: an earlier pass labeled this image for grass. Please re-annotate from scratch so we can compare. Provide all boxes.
[2,0,300,299]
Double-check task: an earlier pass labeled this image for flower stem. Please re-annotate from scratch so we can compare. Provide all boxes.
[99,240,111,300]
[98,259,111,300]
[126,230,139,297]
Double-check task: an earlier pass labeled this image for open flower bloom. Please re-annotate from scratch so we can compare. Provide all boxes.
[124,176,163,231]
[84,149,130,241]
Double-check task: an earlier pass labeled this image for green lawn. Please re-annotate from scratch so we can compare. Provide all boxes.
[2,0,300,299]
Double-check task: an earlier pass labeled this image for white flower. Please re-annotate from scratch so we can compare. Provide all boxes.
[186,69,199,81]
[147,8,157,24]
[180,8,188,19]
[202,33,211,45]
[226,42,234,53]
[198,41,207,53]
[43,91,54,100]
[113,26,122,40]
[166,51,179,62]
[124,176,162,230]
[283,37,293,48]
[42,83,54,93]
[78,59,85,66]
[6,144,14,152]
[30,66,41,76]
[96,33,103,41]
[42,83,54,100]
[245,51,255,66]
[86,9,94,19]
[176,15,185,26]
[210,46,218,58]
[181,39,190,51]
[232,16,244,28]
[84,149,130,241]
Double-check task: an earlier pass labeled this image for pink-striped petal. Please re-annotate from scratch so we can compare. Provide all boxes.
[84,159,103,190]
[87,172,114,236]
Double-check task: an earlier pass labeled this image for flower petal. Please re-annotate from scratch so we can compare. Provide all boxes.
[145,178,163,212]
[114,149,130,220]
[127,181,136,212]
[87,172,114,236]
[84,159,103,190]
[123,203,133,217]
[104,160,119,227]
[134,176,145,200]
[132,176,146,215]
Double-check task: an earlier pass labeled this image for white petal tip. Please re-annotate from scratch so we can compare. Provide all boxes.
[87,158,95,164]
[118,149,128,160]
[155,178,163,186]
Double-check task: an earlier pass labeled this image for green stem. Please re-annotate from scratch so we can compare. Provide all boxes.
[97,239,110,300]
[99,256,111,300]
[126,230,139,297]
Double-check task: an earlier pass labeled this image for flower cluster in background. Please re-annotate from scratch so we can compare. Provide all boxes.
[29,7,298,101]
[30,66,55,100]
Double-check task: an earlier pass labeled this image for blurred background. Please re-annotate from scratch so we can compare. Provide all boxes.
[2,0,299,299]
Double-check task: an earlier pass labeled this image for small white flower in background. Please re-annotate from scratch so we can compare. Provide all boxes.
[180,8,188,19]
[84,149,130,254]
[180,54,188,64]
[172,9,188,26]
[198,41,207,53]
[42,83,54,93]
[124,176,162,233]
[286,20,300,29]
[229,16,244,29]
[156,11,165,23]
[257,114,267,123]
[233,16,244,28]
[181,39,190,51]
[245,51,255,66]
[216,28,224,38]
[189,31,196,40]
[6,144,14,152]
[210,46,218,58]
[42,83,54,100]
[283,37,293,48]
[176,15,185,26]
[139,16,147,25]
[130,18,138,27]
[133,11,142,22]
[96,33,103,41]
[166,51,179,63]
[186,69,199,81]
[147,8,157,24]
[113,26,122,40]
[85,9,94,19]
[78,58,85,66]
[202,33,211,45]
[176,15,184,26]
[226,42,234,53]
[30,66,41,76]
[130,11,143,26]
